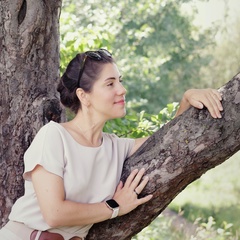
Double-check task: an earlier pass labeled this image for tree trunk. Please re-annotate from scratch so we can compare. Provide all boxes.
[86,74,240,239]
[0,0,62,226]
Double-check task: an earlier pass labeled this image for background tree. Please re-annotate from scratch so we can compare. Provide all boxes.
[60,0,215,114]
[201,14,240,87]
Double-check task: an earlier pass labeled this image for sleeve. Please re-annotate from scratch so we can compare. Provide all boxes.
[107,133,135,159]
[118,137,135,158]
[23,123,66,181]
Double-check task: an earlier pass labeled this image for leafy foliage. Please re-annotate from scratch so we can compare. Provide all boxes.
[103,102,178,137]
[134,215,238,240]
[60,0,215,114]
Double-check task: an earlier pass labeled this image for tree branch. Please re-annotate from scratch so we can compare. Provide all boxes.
[87,73,240,239]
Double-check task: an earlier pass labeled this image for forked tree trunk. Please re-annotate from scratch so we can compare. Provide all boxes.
[86,74,240,239]
[1,1,240,239]
[0,0,62,225]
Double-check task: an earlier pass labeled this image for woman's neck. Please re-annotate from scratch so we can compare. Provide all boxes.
[70,112,105,147]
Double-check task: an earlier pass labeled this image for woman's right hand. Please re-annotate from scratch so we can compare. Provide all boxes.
[112,168,153,216]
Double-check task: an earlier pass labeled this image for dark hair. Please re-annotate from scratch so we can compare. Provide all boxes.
[57,50,114,114]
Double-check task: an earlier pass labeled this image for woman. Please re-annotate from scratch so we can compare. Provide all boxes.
[0,49,223,240]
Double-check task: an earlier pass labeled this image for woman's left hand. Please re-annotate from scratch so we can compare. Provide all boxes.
[176,88,223,118]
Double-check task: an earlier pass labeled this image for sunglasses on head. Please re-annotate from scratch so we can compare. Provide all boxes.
[77,49,112,87]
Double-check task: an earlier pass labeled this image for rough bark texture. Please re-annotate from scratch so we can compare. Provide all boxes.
[87,74,240,239]
[0,0,62,226]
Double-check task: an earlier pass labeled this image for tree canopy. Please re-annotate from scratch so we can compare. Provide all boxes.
[60,0,217,114]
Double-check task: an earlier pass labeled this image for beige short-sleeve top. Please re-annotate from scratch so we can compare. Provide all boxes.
[9,121,135,238]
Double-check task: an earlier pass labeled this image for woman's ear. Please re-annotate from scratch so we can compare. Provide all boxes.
[76,88,86,105]
[76,88,90,107]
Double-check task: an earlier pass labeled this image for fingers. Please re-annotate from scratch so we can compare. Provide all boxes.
[124,168,144,189]
[137,194,153,205]
[123,168,151,197]
[211,89,223,110]
[188,98,204,110]
[205,89,223,118]
[114,168,153,216]
[187,89,223,119]
[134,175,149,196]
[127,168,152,200]
[116,181,123,192]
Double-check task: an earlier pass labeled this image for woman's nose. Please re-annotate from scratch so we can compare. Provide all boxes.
[117,82,127,95]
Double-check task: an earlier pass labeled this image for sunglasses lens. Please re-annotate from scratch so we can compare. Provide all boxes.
[85,49,112,60]
[78,49,112,87]
[85,51,102,60]
[99,49,112,57]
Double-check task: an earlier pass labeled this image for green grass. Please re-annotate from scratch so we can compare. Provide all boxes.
[134,151,240,239]
[132,214,185,240]
[171,151,240,232]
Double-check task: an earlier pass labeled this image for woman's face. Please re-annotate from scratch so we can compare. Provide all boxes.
[87,63,127,121]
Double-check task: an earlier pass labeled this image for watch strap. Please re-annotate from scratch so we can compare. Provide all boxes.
[110,207,119,219]
[105,199,119,219]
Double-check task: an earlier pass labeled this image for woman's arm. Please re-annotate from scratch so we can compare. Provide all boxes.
[129,136,149,156]
[31,165,152,227]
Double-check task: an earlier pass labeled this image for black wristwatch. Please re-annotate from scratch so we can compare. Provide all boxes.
[105,199,119,219]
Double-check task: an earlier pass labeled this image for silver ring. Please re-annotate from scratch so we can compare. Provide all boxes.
[134,189,139,196]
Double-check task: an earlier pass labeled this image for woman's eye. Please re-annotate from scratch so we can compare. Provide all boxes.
[107,82,113,86]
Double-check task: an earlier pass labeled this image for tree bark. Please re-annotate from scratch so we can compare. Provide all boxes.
[86,74,240,239]
[0,0,62,226]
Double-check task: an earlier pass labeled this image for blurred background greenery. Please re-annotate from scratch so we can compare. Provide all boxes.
[59,0,240,238]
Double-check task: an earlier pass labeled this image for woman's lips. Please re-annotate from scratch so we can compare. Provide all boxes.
[114,99,125,105]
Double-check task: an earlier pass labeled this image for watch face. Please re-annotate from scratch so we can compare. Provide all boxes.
[106,199,119,208]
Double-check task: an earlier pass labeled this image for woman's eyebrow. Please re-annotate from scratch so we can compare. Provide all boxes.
[104,75,122,81]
